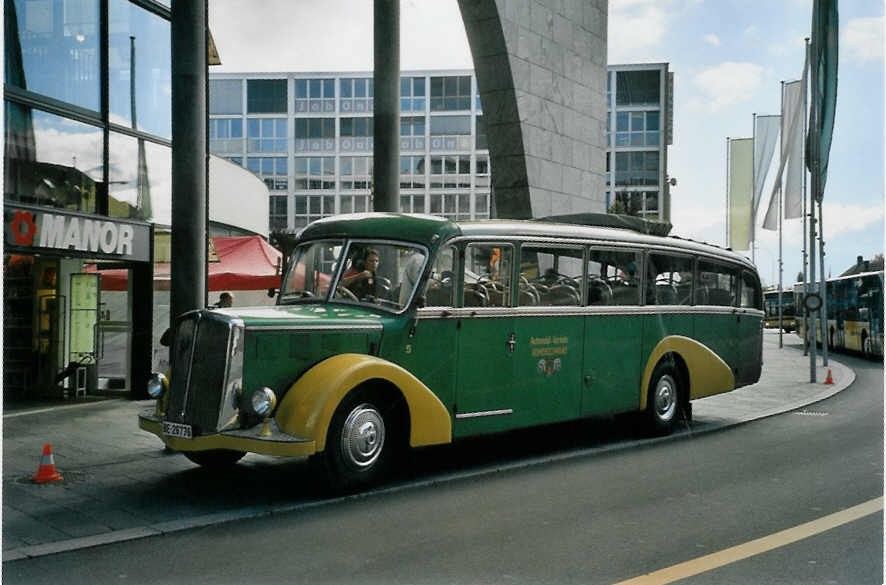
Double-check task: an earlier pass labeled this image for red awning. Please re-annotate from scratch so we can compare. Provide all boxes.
[90,236,283,291]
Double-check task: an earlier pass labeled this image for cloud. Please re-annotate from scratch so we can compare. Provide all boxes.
[704,33,721,46]
[689,62,764,112]
[608,0,672,61]
[842,16,884,63]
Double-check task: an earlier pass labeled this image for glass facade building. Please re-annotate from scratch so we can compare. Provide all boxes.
[209,71,492,232]
[210,64,673,233]
[606,63,674,222]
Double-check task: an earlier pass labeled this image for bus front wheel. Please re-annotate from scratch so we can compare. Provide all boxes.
[646,361,682,435]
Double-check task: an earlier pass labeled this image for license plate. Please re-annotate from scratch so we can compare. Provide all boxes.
[163,421,192,439]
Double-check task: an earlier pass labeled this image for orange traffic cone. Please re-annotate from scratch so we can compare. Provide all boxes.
[31,443,63,483]
[824,368,834,385]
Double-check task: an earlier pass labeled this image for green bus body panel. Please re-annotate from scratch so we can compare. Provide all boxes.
[692,313,738,376]
[391,318,459,422]
[582,314,644,415]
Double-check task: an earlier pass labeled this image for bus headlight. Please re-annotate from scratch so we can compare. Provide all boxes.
[251,387,277,417]
[147,373,168,398]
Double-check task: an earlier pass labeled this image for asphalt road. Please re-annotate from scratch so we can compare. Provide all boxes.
[5,353,882,585]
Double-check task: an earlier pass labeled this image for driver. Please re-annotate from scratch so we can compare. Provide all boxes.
[342,248,379,298]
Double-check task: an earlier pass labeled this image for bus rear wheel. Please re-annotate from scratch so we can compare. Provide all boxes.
[646,360,682,435]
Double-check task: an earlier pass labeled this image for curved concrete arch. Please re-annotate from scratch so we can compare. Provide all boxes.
[458,0,608,219]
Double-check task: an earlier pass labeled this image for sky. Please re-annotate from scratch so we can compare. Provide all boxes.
[208,0,884,286]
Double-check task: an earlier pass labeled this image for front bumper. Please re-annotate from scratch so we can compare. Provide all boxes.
[139,409,316,457]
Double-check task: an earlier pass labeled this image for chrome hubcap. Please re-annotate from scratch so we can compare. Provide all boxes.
[341,404,385,470]
[654,374,677,421]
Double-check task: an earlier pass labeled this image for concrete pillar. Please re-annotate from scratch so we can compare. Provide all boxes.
[170,1,208,322]
[373,0,400,212]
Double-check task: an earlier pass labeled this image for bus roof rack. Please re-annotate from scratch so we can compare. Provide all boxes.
[536,213,672,237]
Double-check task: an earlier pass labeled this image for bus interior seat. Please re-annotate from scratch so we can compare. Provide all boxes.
[707,288,734,306]
[463,287,487,307]
[545,284,581,306]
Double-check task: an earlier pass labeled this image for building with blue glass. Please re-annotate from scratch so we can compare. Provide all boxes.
[209,63,672,234]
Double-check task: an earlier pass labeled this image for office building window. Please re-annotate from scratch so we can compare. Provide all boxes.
[247,79,287,113]
[400,156,426,189]
[297,78,337,113]
[614,151,659,186]
[294,157,335,190]
[269,195,288,231]
[210,79,243,115]
[339,194,370,214]
[616,70,660,106]
[246,156,287,191]
[247,118,287,153]
[430,155,470,189]
[109,0,171,139]
[430,75,471,111]
[429,115,471,151]
[612,190,659,218]
[401,117,425,137]
[294,117,335,152]
[400,194,426,214]
[429,192,471,220]
[614,111,660,147]
[6,0,100,111]
[340,156,373,190]
[209,118,244,155]
[400,77,425,112]
[475,155,490,188]
[108,131,171,225]
[474,192,490,219]
[475,115,487,150]
[294,194,335,227]
[340,117,373,137]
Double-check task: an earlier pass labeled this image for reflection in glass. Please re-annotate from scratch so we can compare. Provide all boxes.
[4,103,102,212]
[5,0,100,110]
[109,132,171,225]
[108,0,171,139]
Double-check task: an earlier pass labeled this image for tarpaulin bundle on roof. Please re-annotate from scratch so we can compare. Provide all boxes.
[537,213,672,237]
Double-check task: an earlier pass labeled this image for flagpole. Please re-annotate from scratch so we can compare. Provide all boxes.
[808,41,819,383]
[819,198,829,365]
[726,136,730,247]
[802,38,810,357]
[778,83,784,348]
[751,114,757,264]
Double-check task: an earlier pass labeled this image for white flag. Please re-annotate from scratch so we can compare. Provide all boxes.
[783,80,805,219]
[753,115,780,214]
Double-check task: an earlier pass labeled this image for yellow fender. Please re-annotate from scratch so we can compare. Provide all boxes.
[274,353,452,452]
[639,336,735,409]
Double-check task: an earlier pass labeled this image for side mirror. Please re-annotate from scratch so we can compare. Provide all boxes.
[267,287,277,298]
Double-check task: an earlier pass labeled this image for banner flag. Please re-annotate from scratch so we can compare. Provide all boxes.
[783,80,805,219]
[728,138,753,250]
[753,115,780,214]
[806,0,839,200]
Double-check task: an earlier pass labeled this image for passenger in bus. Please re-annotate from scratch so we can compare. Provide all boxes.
[342,248,379,299]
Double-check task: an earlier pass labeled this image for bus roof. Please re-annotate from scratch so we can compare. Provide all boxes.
[299,213,755,270]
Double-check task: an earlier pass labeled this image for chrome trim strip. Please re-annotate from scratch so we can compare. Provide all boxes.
[245,324,384,332]
[455,408,514,419]
[416,306,763,319]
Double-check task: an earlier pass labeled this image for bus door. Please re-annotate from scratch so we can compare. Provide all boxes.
[453,243,516,436]
[582,248,645,416]
[510,244,585,426]
[694,260,741,377]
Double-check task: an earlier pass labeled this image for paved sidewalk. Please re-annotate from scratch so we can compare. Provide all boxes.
[2,330,856,561]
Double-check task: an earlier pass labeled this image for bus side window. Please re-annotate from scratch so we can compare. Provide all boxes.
[741,271,761,309]
[646,253,693,306]
[519,245,583,306]
[463,243,513,308]
[588,249,641,306]
[423,246,456,307]
[697,261,738,306]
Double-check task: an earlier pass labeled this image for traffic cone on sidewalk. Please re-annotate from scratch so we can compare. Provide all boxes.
[824,368,834,385]
[31,444,63,484]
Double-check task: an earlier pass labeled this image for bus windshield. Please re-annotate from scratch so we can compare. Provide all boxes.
[280,239,427,312]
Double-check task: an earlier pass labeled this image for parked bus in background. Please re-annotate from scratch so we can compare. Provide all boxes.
[762,288,797,332]
[140,214,764,490]
[794,270,884,359]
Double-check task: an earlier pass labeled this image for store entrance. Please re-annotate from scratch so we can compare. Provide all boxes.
[92,264,133,395]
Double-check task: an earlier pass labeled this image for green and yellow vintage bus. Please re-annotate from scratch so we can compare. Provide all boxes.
[140,213,764,490]
[794,271,884,358]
